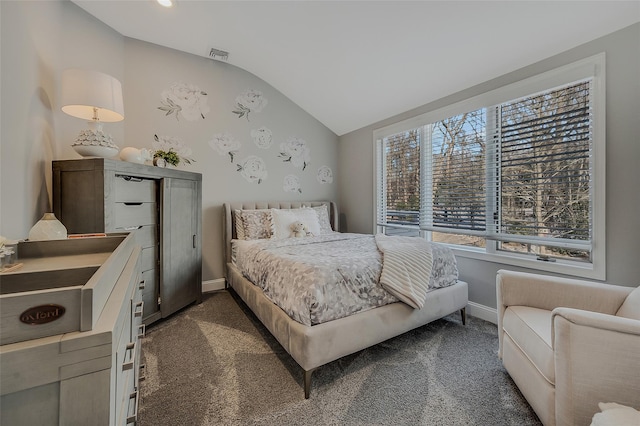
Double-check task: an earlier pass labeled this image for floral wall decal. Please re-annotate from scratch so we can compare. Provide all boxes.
[251,126,273,149]
[278,137,311,170]
[283,175,302,193]
[209,132,241,163]
[153,134,195,164]
[158,82,210,121]
[237,155,268,184]
[232,88,268,120]
[316,166,334,184]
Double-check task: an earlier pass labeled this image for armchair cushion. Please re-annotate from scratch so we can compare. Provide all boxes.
[503,306,554,385]
[616,286,640,320]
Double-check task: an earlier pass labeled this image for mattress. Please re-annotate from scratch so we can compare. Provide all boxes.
[233,233,458,326]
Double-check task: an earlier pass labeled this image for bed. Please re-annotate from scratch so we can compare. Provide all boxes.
[224,201,468,398]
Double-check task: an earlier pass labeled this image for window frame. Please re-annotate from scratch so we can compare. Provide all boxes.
[373,53,606,280]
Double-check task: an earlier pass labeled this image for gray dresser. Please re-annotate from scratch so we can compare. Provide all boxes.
[53,158,202,325]
[1,234,144,425]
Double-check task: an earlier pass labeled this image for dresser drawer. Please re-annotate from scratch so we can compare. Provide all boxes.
[135,224,157,249]
[115,175,157,203]
[141,246,158,272]
[141,268,158,318]
[115,294,142,425]
[114,202,157,230]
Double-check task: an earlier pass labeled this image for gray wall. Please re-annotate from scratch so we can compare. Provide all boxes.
[0,1,339,282]
[1,0,125,238]
[339,23,640,309]
[123,39,338,280]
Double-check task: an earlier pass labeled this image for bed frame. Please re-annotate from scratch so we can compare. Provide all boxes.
[223,201,468,398]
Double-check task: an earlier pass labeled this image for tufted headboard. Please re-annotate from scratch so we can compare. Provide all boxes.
[223,201,338,264]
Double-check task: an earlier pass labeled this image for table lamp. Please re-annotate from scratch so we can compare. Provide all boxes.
[61,69,124,158]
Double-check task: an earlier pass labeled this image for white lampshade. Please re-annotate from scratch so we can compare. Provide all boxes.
[61,68,124,122]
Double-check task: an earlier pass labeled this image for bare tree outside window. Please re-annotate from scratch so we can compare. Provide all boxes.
[384,130,420,235]
[379,81,592,261]
[500,82,591,260]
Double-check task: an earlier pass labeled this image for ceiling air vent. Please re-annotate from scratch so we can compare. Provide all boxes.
[208,48,229,61]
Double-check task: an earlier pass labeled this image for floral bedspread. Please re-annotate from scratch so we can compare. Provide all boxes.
[233,233,458,326]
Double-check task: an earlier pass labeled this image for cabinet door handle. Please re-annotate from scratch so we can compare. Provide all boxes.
[120,175,143,182]
[126,391,139,424]
[134,301,144,318]
[193,234,196,248]
[122,341,136,371]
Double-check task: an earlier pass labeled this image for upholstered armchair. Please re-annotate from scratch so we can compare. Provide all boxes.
[496,269,640,426]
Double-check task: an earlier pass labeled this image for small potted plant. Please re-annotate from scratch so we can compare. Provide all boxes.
[153,149,180,168]
[152,135,195,167]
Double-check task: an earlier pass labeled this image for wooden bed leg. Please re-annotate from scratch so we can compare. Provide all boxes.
[460,307,467,325]
[303,369,315,399]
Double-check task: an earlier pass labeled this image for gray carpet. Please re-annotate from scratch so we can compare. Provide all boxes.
[138,290,541,425]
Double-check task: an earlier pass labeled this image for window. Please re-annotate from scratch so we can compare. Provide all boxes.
[374,54,605,279]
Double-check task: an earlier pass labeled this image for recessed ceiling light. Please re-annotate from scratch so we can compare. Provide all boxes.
[157,0,174,8]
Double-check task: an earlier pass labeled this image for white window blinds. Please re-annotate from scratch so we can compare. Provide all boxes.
[374,54,604,277]
[493,80,592,250]
[378,80,593,251]
[420,109,487,236]
[378,129,421,229]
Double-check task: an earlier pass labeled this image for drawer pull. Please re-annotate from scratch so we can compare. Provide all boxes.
[124,202,143,206]
[137,324,146,339]
[134,301,144,317]
[124,225,143,231]
[126,391,139,424]
[139,363,146,381]
[120,175,143,182]
[122,341,136,371]
[139,279,145,290]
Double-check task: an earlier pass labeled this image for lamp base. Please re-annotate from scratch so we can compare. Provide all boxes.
[71,121,119,158]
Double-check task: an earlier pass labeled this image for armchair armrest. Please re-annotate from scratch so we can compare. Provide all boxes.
[496,270,632,358]
[497,270,631,314]
[553,308,640,426]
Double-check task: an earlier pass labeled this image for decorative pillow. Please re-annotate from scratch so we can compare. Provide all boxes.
[233,210,246,240]
[271,208,321,239]
[234,209,273,240]
[304,205,333,234]
[616,286,640,320]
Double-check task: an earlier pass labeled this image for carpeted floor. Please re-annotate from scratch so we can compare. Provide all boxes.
[138,290,541,425]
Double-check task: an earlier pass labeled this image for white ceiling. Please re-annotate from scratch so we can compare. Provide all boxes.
[72,1,639,136]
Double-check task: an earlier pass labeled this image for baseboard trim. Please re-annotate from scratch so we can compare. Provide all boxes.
[467,301,498,324]
[203,278,226,293]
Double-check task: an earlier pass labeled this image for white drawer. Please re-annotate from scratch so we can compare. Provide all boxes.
[114,175,157,203]
[114,202,157,230]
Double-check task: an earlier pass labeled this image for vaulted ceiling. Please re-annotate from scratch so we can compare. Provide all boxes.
[72,1,639,136]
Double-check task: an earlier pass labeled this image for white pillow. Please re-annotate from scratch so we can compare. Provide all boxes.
[271,208,321,239]
[303,205,333,234]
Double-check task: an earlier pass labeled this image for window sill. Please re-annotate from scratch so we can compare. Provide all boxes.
[449,245,605,281]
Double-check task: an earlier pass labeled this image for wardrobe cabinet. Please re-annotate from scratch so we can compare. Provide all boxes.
[53,158,202,325]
